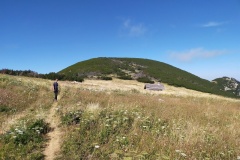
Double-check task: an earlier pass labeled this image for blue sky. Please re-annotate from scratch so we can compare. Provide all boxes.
[1,0,240,81]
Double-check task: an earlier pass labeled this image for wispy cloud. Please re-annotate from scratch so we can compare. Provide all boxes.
[201,21,227,27]
[121,19,146,37]
[170,48,227,61]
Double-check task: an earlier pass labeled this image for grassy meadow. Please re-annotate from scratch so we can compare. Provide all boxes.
[0,74,240,159]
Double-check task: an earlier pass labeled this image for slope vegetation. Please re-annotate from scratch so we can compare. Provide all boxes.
[59,57,237,98]
[213,77,240,96]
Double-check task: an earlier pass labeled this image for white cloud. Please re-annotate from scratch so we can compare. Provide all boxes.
[121,19,146,37]
[170,48,227,61]
[201,21,227,27]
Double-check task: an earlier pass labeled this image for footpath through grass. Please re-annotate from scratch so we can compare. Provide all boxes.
[0,74,240,159]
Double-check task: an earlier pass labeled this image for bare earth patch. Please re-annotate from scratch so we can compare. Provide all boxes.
[43,100,62,160]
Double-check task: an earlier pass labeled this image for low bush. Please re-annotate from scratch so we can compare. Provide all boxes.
[118,75,133,80]
[0,119,50,159]
[100,76,112,80]
[0,105,11,112]
[61,110,83,125]
[137,77,154,83]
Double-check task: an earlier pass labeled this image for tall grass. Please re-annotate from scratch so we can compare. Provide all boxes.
[56,86,240,159]
[0,74,53,159]
[1,74,240,159]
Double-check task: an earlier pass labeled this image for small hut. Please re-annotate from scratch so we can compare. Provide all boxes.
[144,83,165,91]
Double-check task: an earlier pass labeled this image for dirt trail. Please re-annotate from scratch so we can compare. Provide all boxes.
[43,99,62,160]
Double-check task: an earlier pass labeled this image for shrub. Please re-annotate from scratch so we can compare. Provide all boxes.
[118,75,133,80]
[61,110,83,125]
[100,76,112,80]
[137,77,154,83]
[0,119,50,159]
[0,105,11,112]
[2,119,50,145]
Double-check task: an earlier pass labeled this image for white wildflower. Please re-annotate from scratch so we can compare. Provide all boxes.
[175,150,181,153]
[181,153,187,157]
[95,145,100,149]
[36,130,40,134]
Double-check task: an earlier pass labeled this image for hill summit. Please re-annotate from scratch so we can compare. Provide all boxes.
[59,57,238,98]
[213,77,240,96]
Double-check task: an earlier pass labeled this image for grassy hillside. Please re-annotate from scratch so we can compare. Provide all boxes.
[59,57,237,98]
[1,74,240,159]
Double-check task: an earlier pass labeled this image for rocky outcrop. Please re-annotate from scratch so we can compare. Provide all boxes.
[215,77,240,96]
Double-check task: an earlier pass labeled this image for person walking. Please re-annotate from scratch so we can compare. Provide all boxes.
[53,79,59,101]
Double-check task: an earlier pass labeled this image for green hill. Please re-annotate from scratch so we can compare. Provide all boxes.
[59,57,237,98]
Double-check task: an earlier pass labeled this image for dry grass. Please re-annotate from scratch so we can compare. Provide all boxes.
[1,74,240,159]
[0,75,53,133]
[56,78,240,159]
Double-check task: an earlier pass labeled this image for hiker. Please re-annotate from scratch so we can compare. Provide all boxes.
[53,79,59,101]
